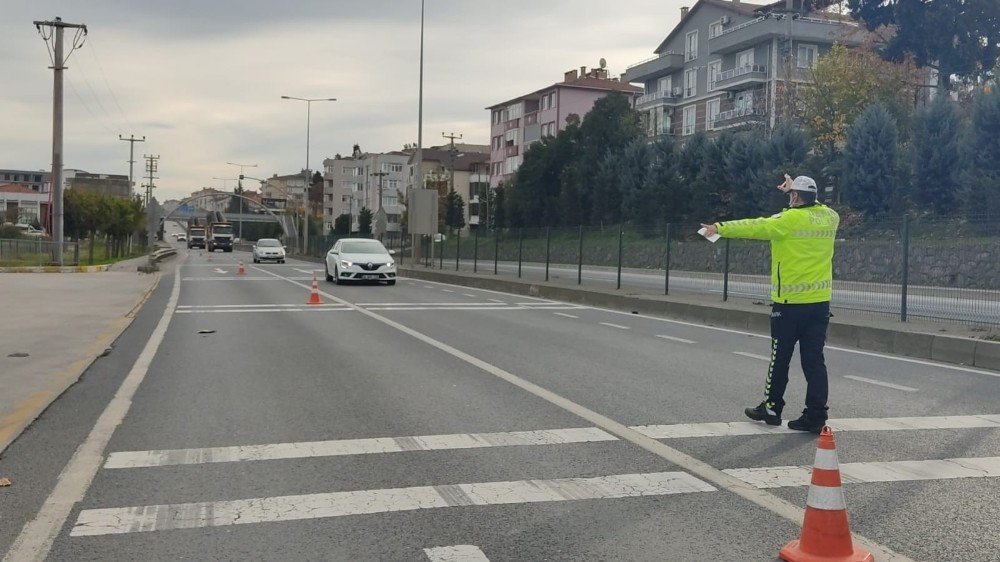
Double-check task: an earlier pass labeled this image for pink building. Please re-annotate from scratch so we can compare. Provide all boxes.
[486,66,641,187]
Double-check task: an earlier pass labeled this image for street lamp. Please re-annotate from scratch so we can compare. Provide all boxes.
[227,161,257,241]
[281,95,336,254]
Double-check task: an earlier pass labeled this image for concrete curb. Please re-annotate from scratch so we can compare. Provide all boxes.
[0,265,111,273]
[399,267,1000,372]
[0,272,162,456]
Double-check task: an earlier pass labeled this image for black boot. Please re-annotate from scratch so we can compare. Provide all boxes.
[744,402,781,426]
[787,411,826,433]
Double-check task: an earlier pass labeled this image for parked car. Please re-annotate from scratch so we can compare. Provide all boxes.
[177,234,187,242]
[252,238,286,263]
[325,238,396,285]
[14,223,47,238]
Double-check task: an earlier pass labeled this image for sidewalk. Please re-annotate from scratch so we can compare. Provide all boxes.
[399,264,1000,372]
[0,255,162,454]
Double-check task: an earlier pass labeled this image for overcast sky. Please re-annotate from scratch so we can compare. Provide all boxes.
[2,0,692,202]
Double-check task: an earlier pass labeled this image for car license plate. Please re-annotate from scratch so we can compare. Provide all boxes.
[363,274,379,280]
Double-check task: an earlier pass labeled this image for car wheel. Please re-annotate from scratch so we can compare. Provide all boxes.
[253,258,259,263]
[333,266,340,285]
[325,265,333,282]
[386,280,396,286]
[280,259,285,264]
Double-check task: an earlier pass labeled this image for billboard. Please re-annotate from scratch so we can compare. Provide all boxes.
[408,189,438,235]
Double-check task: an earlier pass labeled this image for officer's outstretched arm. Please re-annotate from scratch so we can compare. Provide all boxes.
[715,213,792,241]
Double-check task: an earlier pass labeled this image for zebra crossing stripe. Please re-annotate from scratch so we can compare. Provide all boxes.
[425,545,490,562]
[103,427,618,469]
[725,456,1000,489]
[633,414,1000,439]
[70,472,716,536]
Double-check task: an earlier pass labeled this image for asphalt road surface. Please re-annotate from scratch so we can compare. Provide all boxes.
[3,242,999,561]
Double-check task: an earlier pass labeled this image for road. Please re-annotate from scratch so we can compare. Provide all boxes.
[433,259,1000,325]
[2,239,999,561]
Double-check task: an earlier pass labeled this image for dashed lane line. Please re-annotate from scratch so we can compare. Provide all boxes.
[554,312,579,319]
[844,375,918,392]
[598,322,630,330]
[70,472,715,536]
[733,351,771,361]
[656,335,696,344]
[103,427,618,469]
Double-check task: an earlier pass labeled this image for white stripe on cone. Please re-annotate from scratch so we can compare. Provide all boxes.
[806,483,847,511]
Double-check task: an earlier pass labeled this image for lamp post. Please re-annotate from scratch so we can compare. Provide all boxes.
[281,95,336,254]
[227,162,257,241]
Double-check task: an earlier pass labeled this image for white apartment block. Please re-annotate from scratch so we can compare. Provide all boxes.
[322,149,411,234]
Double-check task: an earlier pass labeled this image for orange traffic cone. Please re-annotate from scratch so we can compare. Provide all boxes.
[237,262,246,276]
[307,277,323,305]
[780,426,873,562]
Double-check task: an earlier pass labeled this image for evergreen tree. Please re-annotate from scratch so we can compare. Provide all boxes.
[333,213,350,235]
[725,132,769,219]
[677,132,716,222]
[842,103,900,216]
[578,94,643,224]
[444,188,466,232]
[646,135,684,223]
[358,207,373,234]
[911,96,962,214]
[618,138,658,225]
[961,88,1000,218]
[492,184,507,230]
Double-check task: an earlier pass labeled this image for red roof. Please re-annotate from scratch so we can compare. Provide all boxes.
[0,183,38,194]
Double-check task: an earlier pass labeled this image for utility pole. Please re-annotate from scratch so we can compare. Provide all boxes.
[119,134,145,197]
[442,132,463,194]
[227,161,257,241]
[144,154,159,247]
[34,17,87,265]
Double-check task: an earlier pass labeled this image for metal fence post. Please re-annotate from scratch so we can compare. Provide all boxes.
[722,238,731,302]
[455,230,460,271]
[664,223,671,295]
[577,225,584,285]
[73,241,80,266]
[473,228,479,273]
[901,214,910,322]
[545,227,551,282]
[617,224,624,290]
[439,235,444,269]
[494,230,499,274]
[517,228,523,278]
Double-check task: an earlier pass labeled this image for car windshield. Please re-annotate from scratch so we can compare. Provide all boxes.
[341,240,388,254]
[257,239,282,247]
[213,225,232,235]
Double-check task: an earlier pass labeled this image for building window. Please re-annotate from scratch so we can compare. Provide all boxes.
[684,67,698,98]
[797,44,818,68]
[390,163,403,173]
[683,105,696,136]
[507,102,522,120]
[707,99,721,129]
[541,95,549,110]
[685,30,699,61]
[658,75,672,94]
[388,180,400,190]
[709,21,723,39]
[737,48,754,70]
[382,195,398,206]
[735,90,754,113]
[493,110,502,124]
[504,129,518,146]
[708,60,721,90]
[549,92,557,109]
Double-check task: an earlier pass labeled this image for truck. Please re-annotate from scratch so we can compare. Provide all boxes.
[205,211,234,253]
[186,218,206,249]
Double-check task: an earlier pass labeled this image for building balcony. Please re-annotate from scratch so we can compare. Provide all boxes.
[524,111,538,126]
[505,145,519,157]
[712,65,769,90]
[623,51,684,82]
[711,106,768,128]
[504,119,520,131]
[708,15,863,55]
[636,88,682,110]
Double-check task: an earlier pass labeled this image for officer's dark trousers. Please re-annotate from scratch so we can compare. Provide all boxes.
[763,301,830,421]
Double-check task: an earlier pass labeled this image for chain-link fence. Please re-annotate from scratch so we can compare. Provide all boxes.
[410,215,1000,327]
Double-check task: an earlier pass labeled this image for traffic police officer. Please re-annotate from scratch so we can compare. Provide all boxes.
[701,175,839,432]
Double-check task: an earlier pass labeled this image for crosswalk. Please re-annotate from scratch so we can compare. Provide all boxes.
[175,302,588,314]
[70,413,1000,548]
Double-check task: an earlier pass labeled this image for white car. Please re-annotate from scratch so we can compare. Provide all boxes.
[325,238,396,285]
[252,238,286,263]
[177,234,187,242]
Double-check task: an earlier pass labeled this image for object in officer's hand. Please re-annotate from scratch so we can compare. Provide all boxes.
[698,227,721,243]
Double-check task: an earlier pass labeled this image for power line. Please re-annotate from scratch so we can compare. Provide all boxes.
[86,36,134,132]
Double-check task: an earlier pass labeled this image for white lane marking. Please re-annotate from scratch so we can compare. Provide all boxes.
[726,456,1000,489]
[103,427,618,469]
[213,268,227,274]
[367,306,525,312]
[844,375,918,392]
[554,312,579,319]
[251,265,911,561]
[632,414,1000,439]
[656,335,696,344]
[176,308,352,314]
[599,322,630,330]
[425,545,490,562]
[406,277,551,302]
[462,293,476,298]
[487,298,506,304]
[294,268,316,274]
[70,472,715,536]
[442,289,455,293]
[355,303,501,307]
[4,270,181,561]
[423,285,434,289]
[181,277,277,281]
[178,304,344,309]
[733,351,770,361]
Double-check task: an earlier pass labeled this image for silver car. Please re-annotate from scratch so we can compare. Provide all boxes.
[325,238,396,285]
[252,238,286,263]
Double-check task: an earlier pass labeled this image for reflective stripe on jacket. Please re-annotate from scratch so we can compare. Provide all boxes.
[715,203,839,304]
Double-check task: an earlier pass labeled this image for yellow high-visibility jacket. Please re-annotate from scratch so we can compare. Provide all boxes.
[716,203,839,304]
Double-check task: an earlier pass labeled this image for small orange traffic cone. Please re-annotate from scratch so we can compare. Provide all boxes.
[307,277,323,305]
[780,426,873,562]
[237,262,246,276]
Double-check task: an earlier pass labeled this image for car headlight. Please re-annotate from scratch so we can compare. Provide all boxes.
[387,260,395,268]
[341,260,353,269]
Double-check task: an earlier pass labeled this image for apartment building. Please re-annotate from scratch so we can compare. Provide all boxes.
[64,170,131,199]
[406,144,490,230]
[322,149,412,235]
[0,169,50,193]
[188,188,230,213]
[264,172,308,211]
[486,66,641,187]
[1,183,49,225]
[624,0,864,138]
